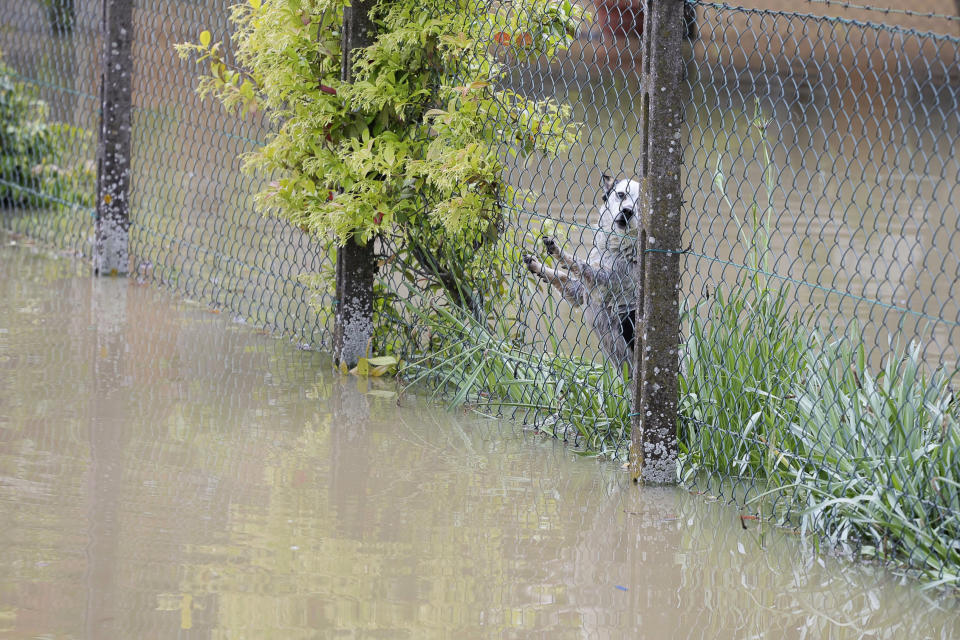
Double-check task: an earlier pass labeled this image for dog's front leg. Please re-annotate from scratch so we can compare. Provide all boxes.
[523,255,586,306]
[542,237,589,277]
[523,254,568,288]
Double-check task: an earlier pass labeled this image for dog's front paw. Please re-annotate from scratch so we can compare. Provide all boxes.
[523,254,543,277]
[542,236,559,257]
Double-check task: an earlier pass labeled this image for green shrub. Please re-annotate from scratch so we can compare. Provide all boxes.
[177,0,586,315]
[0,51,93,210]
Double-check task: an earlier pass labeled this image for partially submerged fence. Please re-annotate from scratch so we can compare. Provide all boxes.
[2,0,959,582]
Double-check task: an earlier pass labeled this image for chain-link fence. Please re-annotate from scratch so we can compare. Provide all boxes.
[2,0,959,583]
[678,1,960,582]
[1,0,332,346]
[0,0,98,255]
[127,0,333,347]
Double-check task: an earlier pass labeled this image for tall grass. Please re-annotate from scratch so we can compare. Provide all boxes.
[680,278,960,585]
[399,301,630,456]
[679,281,807,480]
[789,329,960,585]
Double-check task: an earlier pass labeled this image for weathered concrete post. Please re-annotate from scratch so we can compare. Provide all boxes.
[332,0,377,367]
[94,0,133,276]
[630,0,685,484]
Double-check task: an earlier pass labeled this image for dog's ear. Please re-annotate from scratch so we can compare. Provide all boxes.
[601,174,615,201]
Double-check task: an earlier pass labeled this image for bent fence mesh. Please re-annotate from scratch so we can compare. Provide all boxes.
[2,1,959,580]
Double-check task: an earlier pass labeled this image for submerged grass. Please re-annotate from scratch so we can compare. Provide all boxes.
[682,279,960,585]
[397,277,960,586]
[789,328,960,586]
[399,301,630,455]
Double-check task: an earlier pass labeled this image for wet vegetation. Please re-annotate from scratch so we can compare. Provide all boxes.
[400,297,630,453]
[682,281,960,586]
[398,273,960,585]
[0,49,92,211]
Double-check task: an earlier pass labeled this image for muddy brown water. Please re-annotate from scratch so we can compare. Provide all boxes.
[1,236,958,638]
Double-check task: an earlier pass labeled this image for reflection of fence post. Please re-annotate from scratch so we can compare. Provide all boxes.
[94,0,133,276]
[630,0,685,484]
[333,0,377,368]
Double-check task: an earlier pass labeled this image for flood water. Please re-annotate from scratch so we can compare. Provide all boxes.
[1,236,957,638]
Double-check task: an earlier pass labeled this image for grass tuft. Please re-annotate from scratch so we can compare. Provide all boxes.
[680,279,960,585]
[398,301,630,456]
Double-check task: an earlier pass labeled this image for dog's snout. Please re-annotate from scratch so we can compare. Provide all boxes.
[615,207,634,228]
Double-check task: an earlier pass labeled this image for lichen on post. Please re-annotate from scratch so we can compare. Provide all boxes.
[94,0,133,277]
[630,0,686,485]
[332,0,377,368]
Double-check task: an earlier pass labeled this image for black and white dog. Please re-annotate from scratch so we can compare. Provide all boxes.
[523,174,641,374]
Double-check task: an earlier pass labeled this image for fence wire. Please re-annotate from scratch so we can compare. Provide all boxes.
[2,0,959,584]
[126,0,333,348]
[0,1,98,256]
[678,0,960,582]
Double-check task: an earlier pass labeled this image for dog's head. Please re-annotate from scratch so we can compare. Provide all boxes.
[595,174,641,257]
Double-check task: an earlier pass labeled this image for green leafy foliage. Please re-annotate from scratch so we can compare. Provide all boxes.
[177,0,586,313]
[0,51,93,210]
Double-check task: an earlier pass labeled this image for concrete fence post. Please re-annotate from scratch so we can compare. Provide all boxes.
[94,0,133,276]
[332,0,377,368]
[630,0,686,484]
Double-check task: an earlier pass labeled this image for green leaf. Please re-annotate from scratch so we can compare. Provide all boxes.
[199,30,211,48]
[351,358,369,376]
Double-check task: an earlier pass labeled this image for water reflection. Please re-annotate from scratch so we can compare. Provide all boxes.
[0,237,957,638]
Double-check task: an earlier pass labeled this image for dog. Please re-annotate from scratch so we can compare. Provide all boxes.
[523,174,642,374]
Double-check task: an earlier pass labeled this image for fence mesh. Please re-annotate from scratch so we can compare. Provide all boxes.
[0,1,98,255]
[2,0,959,583]
[127,0,333,348]
[678,1,960,580]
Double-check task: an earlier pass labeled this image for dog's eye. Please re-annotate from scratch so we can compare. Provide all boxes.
[616,191,625,199]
